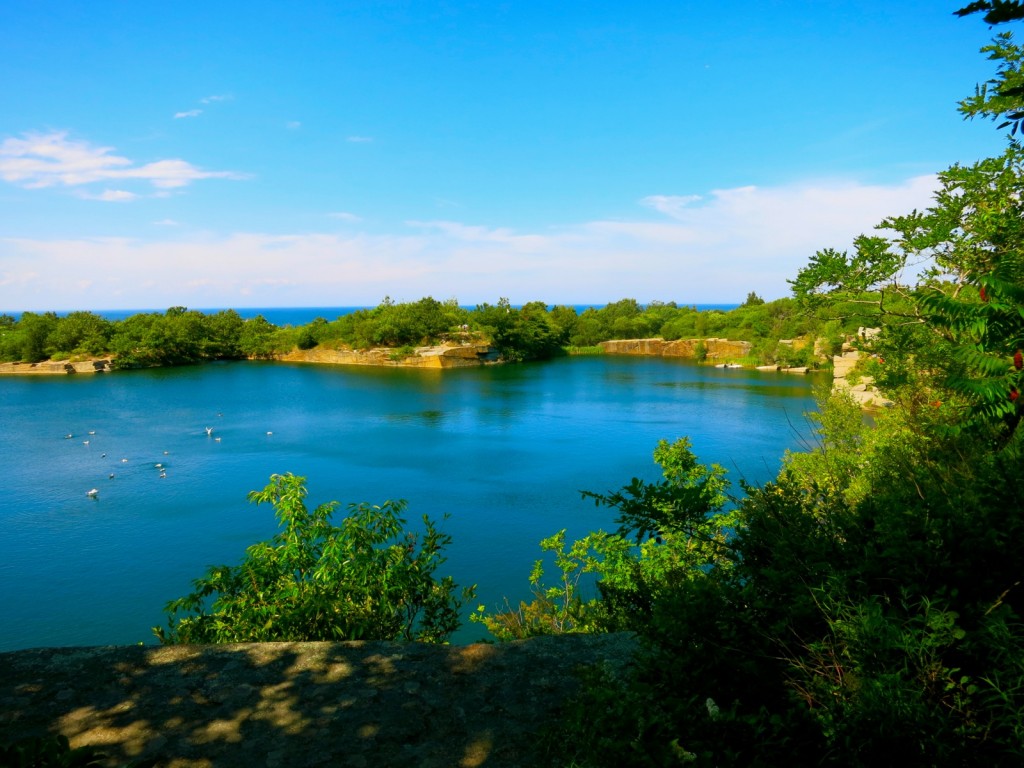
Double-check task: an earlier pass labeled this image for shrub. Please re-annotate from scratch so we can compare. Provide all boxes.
[155,474,474,644]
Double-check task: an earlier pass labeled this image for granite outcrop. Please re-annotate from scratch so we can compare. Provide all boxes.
[598,338,752,359]
[275,343,499,369]
[0,634,638,768]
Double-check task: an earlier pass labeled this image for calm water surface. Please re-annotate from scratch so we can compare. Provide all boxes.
[0,357,824,649]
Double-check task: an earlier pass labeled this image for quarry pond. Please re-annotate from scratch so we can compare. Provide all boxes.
[0,356,826,649]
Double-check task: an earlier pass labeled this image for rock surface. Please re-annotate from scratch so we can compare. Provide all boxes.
[832,330,893,409]
[0,634,638,768]
[598,338,752,360]
[0,358,113,375]
[276,343,498,369]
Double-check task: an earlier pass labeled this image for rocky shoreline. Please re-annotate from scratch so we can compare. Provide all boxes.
[0,358,114,375]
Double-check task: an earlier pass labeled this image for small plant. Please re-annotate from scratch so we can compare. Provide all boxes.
[388,344,417,361]
[155,473,474,644]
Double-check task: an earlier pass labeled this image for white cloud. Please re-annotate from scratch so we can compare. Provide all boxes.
[174,109,203,119]
[286,121,302,130]
[0,175,941,310]
[640,194,703,217]
[79,189,138,202]
[0,131,246,196]
[328,211,361,222]
[153,219,180,226]
[200,94,231,104]
[346,136,373,143]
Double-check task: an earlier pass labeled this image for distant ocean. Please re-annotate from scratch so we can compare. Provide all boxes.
[16,304,742,326]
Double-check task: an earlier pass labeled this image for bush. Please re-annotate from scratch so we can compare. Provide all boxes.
[155,474,475,644]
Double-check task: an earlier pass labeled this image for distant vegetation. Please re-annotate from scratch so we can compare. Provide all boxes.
[0,290,868,369]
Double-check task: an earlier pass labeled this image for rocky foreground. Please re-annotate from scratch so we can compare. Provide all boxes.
[0,633,638,768]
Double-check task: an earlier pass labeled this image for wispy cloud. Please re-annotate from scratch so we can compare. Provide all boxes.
[0,175,941,309]
[640,194,703,218]
[153,219,180,226]
[328,211,361,222]
[174,109,203,119]
[200,94,231,104]
[80,189,138,202]
[346,136,373,143]
[286,121,302,130]
[0,131,246,198]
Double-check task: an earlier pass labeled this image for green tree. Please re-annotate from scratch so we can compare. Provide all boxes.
[741,290,765,307]
[155,473,474,644]
[238,314,281,358]
[46,311,112,358]
[13,311,58,362]
[553,13,1024,766]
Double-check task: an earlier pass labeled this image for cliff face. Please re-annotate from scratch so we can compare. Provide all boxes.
[0,634,637,768]
[275,343,498,369]
[598,338,752,360]
[832,329,893,409]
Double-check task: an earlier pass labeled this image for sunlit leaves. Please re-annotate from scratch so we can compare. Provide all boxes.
[154,473,474,644]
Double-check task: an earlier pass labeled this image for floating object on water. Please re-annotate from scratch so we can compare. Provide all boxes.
[82,440,89,445]
[86,488,98,497]
[215,437,222,442]
[65,434,73,439]
[88,430,96,435]
[155,463,163,469]
[266,431,273,436]
[205,426,214,436]
[109,474,115,479]
[159,472,167,478]
[101,453,106,458]
[121,458,129,463]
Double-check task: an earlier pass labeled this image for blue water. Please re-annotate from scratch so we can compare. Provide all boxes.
[0,356,820,649]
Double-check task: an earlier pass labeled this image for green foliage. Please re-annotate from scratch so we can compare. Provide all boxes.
[792,148,1024,438]
[583,438,731,545]
[692,339,708,362]
[155,473,474,644]
[741,290,765,307]
[1,295,843,369]
[471,529,629,640]
[473,298,564,361]
[475,440,739,641]
[552,16,1024,765]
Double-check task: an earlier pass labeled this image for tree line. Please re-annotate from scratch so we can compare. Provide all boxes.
[0,290,865,369]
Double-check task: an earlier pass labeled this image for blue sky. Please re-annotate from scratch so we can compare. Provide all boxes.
[0,1,1011,311]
